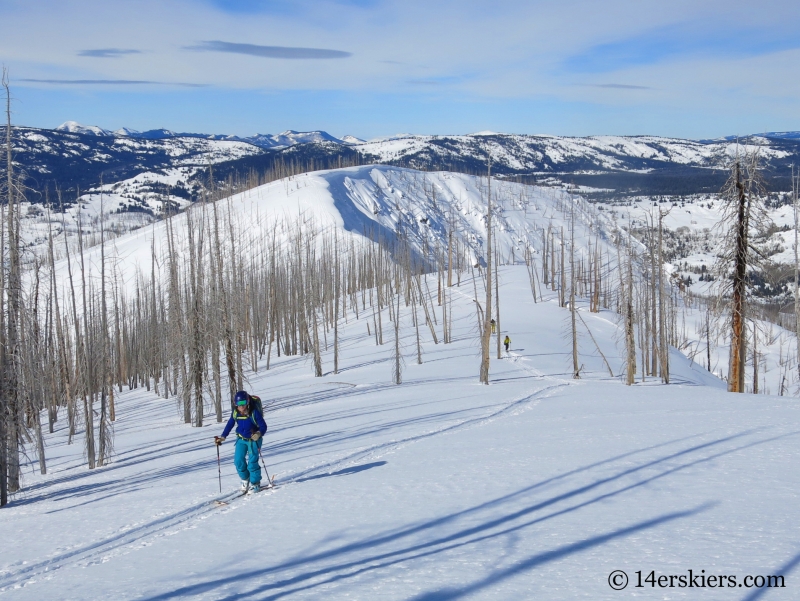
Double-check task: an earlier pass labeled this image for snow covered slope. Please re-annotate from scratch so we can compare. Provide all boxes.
[11,124,800,206]
[35,164,800,397]
[45,122,800,175]
[354,132,798,175]
[3,265,799,600]
[44,165,608,296]
[9,124,264,198]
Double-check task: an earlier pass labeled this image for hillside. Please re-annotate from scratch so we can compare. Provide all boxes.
[21,164,799,398]
[3,160,800,598]
[2,265,798,600]
[43,165,585,278]
[6,125,800,208]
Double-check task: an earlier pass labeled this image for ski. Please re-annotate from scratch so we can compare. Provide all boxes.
[213,474,278,505]
[212,490,240,506]
[248,480,278,494]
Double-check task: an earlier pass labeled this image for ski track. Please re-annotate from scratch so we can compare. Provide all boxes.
[7,263,787,599]
[0,378,570,593]
[277,380,573,484]
[0,489,240,592]
[0,283,582,592]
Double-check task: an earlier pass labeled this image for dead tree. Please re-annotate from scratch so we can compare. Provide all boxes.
[479,157,492,384]
[794,166,800,382]
[570,202,579,378]
[715,151,768,393]
[657,208,669,383]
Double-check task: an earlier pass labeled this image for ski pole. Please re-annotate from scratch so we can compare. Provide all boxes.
[258,444,273,485]
[215,438,222,493]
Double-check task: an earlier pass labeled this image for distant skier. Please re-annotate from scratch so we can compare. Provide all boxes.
[215,391,268,494]
[504,335,510,352]
[490,319,496,334]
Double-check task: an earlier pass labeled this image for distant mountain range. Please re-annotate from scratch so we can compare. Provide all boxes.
[54,121,366,149]
[714,131,800,142]
[6,121,800,202]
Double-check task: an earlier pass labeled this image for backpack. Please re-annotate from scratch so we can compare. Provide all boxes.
[249,394,264,416]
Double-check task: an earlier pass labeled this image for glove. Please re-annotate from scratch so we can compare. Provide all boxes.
[214,436,225,446]
[251,431,261,441]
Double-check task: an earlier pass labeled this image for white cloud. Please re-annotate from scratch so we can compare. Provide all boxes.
[2,0,799,134]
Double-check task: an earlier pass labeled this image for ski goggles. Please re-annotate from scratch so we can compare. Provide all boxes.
[236,399,249,407]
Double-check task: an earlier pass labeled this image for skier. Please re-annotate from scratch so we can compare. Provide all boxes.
[504,335,510,352]
[215,391,268,494]
[490,319,496,334]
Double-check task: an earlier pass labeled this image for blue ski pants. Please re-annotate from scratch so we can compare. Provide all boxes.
[234,437,262,484]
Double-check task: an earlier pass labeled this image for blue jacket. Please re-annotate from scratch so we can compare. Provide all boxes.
[221,408,267,440]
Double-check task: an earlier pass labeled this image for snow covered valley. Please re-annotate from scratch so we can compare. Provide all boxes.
[2,264,799,600]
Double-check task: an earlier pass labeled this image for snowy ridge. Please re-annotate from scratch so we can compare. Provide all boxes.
[89,165,800,385]
[246,130,346,148]
[354,132,794,173]
[56,121,347,148]
[16,125,263,172]
[11,124,800,227]
[48,165,615,297]
[41,123,800,179]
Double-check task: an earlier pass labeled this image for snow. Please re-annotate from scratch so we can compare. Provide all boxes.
[3,264,799,600]
[22,133,49,143]
[353,132,792,174]
[113,127,141,136]
[44,165,599,299]
[48,122,347,150]
[5,160,800,597]
[18,163,799,398]
[104,136,261,163]
[55,121,112,137]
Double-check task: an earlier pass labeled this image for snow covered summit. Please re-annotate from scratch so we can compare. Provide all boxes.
[55,120,112,136]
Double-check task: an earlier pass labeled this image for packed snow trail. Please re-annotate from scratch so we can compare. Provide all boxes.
[1,267,799,600]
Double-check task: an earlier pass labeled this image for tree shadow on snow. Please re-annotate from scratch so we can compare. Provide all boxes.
[135,428,798,601]
[13,437,213,507]
[740,548,800,601]
[294,461,387,483]
[0,485,234,590]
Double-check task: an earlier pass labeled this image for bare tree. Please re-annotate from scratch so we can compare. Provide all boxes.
[0,67,11,506]
[657,208,670,383]
[570,201,579,378]
[794,166,800,382]
[479,157,492,384]
[715,150,769,392]
[1,66,26,498]
[495,239,502,359]
[392,286,402,384]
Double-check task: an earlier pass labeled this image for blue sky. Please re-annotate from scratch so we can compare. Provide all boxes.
[2,0,799,139]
